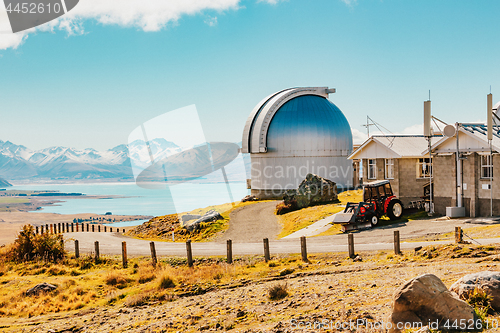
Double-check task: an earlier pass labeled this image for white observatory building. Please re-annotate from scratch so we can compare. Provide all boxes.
[242,87,353,199]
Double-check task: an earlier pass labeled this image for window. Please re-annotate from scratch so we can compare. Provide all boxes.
[368,159,376,179]
[417,158,432,178]
[385,158,394,179]
[481,155,493,179]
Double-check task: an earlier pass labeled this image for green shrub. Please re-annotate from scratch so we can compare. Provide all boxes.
[465,287,492,314]
[10,225,65,262]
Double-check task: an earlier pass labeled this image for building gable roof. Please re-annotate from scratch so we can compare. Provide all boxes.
[349,135,439,160]
[428,123,500,154]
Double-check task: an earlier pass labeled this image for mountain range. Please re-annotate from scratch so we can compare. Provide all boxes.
[0,140,249,182]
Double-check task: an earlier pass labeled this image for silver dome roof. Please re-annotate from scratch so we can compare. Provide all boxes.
[242,87,352,157]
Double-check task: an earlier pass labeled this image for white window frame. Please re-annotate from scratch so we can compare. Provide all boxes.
[417,158,432,179]
[368,159,376,180]
[481,155,493,179]
[385,158,394,179]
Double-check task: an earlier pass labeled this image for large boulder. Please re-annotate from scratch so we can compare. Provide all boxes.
[184,210,223,232]
[283,173,337,209]
[450,271,500,311]
[389,274,476,333]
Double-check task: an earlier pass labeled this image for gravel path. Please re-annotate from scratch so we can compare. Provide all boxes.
[216,201,281,243]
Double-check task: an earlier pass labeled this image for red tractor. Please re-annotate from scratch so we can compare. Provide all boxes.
[333,180,404,232]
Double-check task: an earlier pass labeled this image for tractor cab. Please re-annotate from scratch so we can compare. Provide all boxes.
[363,180,394,202]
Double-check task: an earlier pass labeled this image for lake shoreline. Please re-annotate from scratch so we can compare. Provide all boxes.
[0,211,153,246]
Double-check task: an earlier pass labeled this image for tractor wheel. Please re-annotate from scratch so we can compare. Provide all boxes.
[387,199,403,220]
[370,215,378,226]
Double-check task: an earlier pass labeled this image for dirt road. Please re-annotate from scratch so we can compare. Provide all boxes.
[216,201,280,243]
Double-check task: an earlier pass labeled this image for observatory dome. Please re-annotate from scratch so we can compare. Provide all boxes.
[242,87,353,199]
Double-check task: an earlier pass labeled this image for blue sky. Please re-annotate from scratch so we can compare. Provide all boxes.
[0,0,499,150]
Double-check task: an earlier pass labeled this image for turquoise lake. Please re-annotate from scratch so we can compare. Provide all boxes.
[9,182,249,219]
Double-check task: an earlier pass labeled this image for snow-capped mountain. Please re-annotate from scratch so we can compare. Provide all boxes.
[0,139,182,180]
[0,139,250,182]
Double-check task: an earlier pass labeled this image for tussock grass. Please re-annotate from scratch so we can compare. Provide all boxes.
[268,283,288,300]
[105,271,129,288]
[4,242,495,320]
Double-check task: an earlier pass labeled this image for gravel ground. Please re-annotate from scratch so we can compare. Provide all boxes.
[216,201,281,243]
[4,252,500,333]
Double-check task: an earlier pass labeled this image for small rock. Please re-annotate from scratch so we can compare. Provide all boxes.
[236,309,245,318]
[415,327,432,333]
[241,195,258,202]
[450,271,500,311]
[25,282,57,296]
[414,246,422,252]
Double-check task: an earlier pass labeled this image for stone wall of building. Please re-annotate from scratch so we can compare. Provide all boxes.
[397,158,428,206]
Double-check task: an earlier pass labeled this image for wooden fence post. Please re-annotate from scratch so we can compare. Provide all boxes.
[94,241,99,263]
[300,236,308,262]
[150,242,157,267]
[122,242,127,268]
[110,227,113,232]
[66,223,69,232]
[92,224,95,232]
[104,226,107,232]
[227,239,233,264]
[263,238,270,262]
[455,227,463,244]
[57,223,61,233]
[50,224,53,234]
[75,240,79,258]
[86,224,89,232]
[394,230,401,255]
[35,226,39,235]
[76,222,79,232]
[98,225,101,232]
[71,223,74,233]
[186,239,193,267]
[122,229,125,233]
[348,234,355,259]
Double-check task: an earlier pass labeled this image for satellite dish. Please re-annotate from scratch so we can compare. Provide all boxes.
[443,124,456,137]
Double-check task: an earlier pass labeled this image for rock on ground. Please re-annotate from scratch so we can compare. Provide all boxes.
[450,271,500,311]
[25,282,57,296]
[389,273,476,333]
[184,210,223,232]
[283,173,337,209]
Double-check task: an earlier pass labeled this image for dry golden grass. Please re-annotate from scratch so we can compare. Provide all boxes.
[275,190,362,238]
[105,271,129,288]
[338,189,363,205]
[4,243,500,332]
[277,204,344,238]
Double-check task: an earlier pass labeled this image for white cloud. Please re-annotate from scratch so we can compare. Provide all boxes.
[68,0,240,32]
[0,0,241,50]
[204,16,218,27]
[0,32,27,50]
[258,0,284,4]
[351,128,368,144]
[340,0,357,7]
